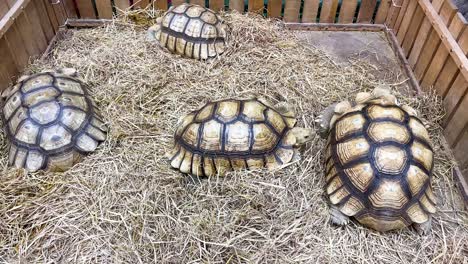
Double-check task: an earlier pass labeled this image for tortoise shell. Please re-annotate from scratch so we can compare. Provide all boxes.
[1,69,108,172]
[324,96,436,232]
[148,3,228,60]
[166,98,299,177]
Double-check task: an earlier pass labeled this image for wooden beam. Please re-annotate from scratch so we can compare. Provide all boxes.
[417,0,468,87]
[0,0,32,39]
[285,23,386,32]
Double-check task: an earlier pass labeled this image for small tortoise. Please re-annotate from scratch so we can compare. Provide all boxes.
[318,87,436,233]
[1,69,108,172]
[147,3,228,60]
[166,98,313,176]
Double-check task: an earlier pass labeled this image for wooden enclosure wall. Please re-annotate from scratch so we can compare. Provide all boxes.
[0,0,69,91]
[387,0,468,180]
[69,0,392,23]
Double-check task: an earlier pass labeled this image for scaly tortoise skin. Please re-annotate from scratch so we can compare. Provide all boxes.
[1,69,108,172]
[166,98,312,177]
[318,87,436,233]
[147,3,228,60]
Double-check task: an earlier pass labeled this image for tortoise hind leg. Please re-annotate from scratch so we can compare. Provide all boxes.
[330,205,350,226]
[414,216,432,235]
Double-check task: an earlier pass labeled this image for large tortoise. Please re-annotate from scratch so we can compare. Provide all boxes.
[317,87,436,233]
[1,69,108,172]
[147,3,228,60]
[166,98,313,176]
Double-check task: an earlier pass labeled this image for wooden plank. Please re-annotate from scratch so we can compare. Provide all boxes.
[24,1,48,52]
[386,0,402,28]
[41,0,59,33]
[439,0,458,26]
[96,0,113,19]
[248,0,264,14]
[0,0,32,39]
[134,0,151,8]
[4,25,29,70]
[401,6,425,55]
[453,129,468,168]
[0,37,18,90]
[302,0,320,23]
[75,0,96,18]
[0,1,9,19]
[230,0,244,13]
[375,0,391,24]
[62,0,78,18]
[320,0,339,23]
[155,0,169,10]
[357,0,377,23]
[51,1,68,25]
[285,23,385,31]
[445,91,468,146]
[453,167,468,207]
[396,0,418,44]
[210,0,224,11]
[115,0,131,14]
[191,0,206,6]
[420,3,463,89]
[5,0,17,7]
[443,72,468,125]
[283,0,301,22]
[393,0,409,32]
[457,24,468,52]
[266,0,281,18]
[15,12,40,56]
[33,0,55,42]
[338,0,358,24]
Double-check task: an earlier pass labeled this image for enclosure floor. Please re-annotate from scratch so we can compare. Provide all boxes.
[295,31,410,93]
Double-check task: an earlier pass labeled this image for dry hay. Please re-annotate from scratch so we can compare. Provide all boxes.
[0,11,467,263]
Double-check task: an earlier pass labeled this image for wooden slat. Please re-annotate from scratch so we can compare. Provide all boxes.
[33,0,55,42]
[96,0,113,19]
[230,0,244,12]
[286,23,385,31]
[62,0,78,18]
[413,0,454,82]
[4,25,29,70]
[5,0,17,7]
[396,0,418,43]
[134,0,151,8]
[24,1,48,52]
[386,0,402,28]
[393,0,409,32]
[266,0,281,18]
[453,129,468,168]
[172,0,186,7]
[155,0,169,10]
[0,0,32,39]
[15,12,40,56]
[302,0,320,23]
[210,0,224,11]
[0,37,18,90]
[438,0,458,26]
[357,0,377,23]
[191,0,206,6]
[0,1,9,19]
[42,0,59,33]
[421,3,463,89]
[401,6,425,55]
[338,0,358,24]
[75,0,95,19]
[248,0,264,14]
[444,73,468,125]
[445,90,468,146]
[51,1,68,25]
[115,0,131,13]
[374,0,391,24]
[320,0,339,23]
[284,0,301,22]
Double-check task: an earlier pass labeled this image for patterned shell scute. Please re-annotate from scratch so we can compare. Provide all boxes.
[326,103,435,231]
[157,3,228,60]
[169,99,297,177]
[2,71,108,172]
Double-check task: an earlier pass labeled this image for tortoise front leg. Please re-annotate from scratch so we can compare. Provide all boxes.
[330,205,350,226]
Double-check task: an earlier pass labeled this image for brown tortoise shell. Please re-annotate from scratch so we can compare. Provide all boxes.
[166,98,299,177]
[325,94,436,232]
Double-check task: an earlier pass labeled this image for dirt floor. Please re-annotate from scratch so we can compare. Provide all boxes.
[0,13,467,263]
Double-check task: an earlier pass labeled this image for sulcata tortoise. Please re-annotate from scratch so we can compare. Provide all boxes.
[166,98,313,177]
[147,3,228,60]
[1,69,108,172]
[317,87,436,233]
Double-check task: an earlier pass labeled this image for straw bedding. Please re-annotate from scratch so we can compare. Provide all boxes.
[0,11,466,263]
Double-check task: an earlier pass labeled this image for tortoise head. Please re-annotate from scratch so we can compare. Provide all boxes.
[290,127,314,146]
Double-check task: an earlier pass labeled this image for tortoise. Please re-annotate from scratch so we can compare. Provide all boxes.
[165,98,313,177]
[317,87,436,233]
[1,68,108,172]
[147,3,228,60]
